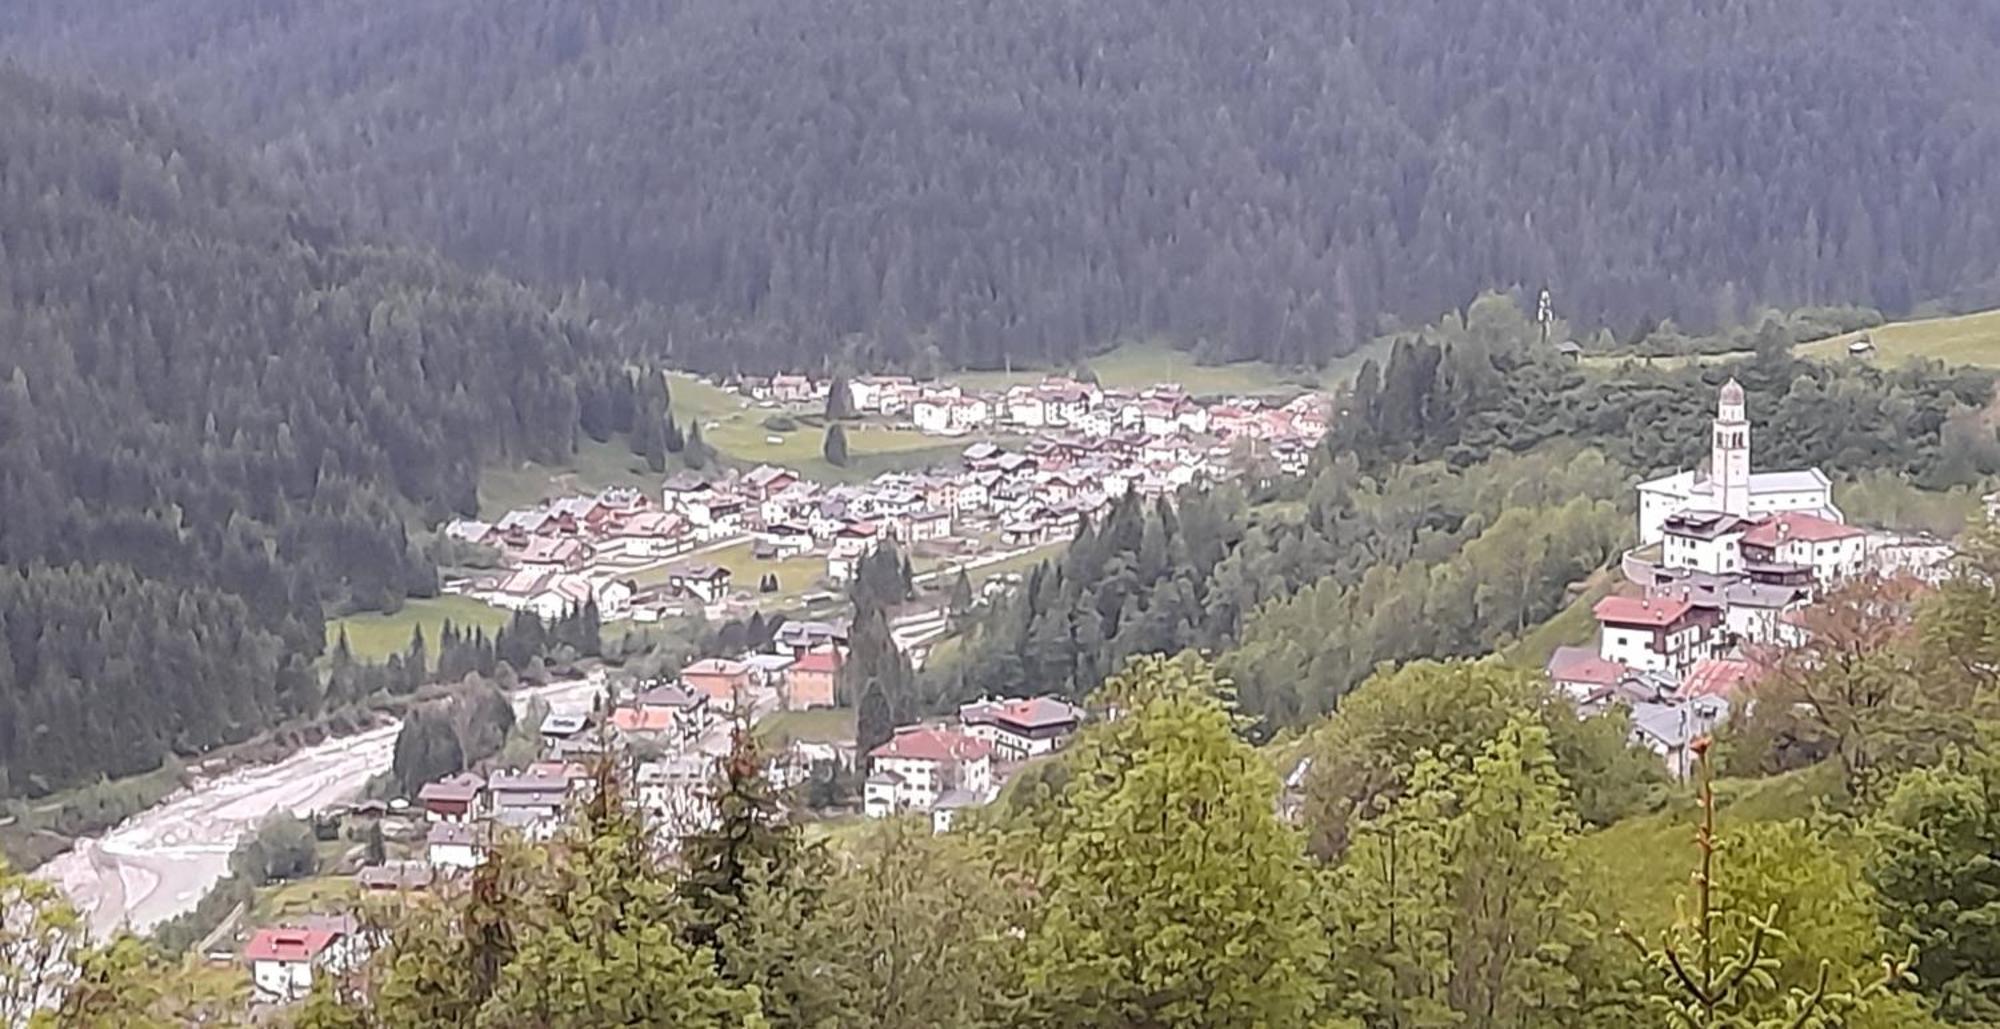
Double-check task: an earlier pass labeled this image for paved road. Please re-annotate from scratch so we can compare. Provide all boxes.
[40,674,609,939]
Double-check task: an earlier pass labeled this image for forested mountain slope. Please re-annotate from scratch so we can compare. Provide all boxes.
[6,0,2000,371]
[0,68,608,794]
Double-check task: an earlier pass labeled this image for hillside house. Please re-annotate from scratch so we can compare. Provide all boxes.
[743,464,800,499]
[246,915,361,1003]
[963,441,1004,470]
[959,696,1084,759]
[865,726,994,817]
[526,575,594,620]
[355,861,435,894]
[774,619,849,656]
[511,536,589,572]
[488,770,571,839]
[1740,512,1868,588]
[603,511,692,560]
[612,682,710,744]
[681,658,753,707]
[417,773,484,822]
[1544,646,1629,703]
[786,648,842,709]
[759,522,816,558]
[426,821,487,871]
[1593,594,1721,676]
[827,520,882,582]
[770,374,815,403]
[1630,697,1731,778]
[896,508,953,544]
[1660,511,1748,576]
[666,561,733,604]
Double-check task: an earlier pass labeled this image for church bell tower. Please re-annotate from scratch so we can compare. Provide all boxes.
[1711,378,1750,517]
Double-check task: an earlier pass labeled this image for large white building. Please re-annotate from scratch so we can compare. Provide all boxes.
[863,727,993,817]
[1636,380,1840,545]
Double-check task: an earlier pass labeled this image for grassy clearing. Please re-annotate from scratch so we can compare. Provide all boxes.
[756,708,857,747]
[1575,763,1843,936]
[1799,307,2000,367]
[633,540,828,600]
[479,437,661,517]
[951,340,1321,396]
[252,874,360,925]
[1577,350,1755,371]
[327,594,511,663]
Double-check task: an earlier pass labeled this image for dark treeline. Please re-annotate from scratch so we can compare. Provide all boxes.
[1336,314,2000,484]
[7,0,2000,371]
[0,68,620,795]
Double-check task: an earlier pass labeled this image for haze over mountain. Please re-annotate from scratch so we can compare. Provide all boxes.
[0,67,611,793]
[7,0,2000,372]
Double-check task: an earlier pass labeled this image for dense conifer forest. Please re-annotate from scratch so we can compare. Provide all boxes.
[0,68,617,794]
[6,0,2000,371]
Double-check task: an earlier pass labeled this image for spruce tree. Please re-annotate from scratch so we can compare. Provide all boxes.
[679,729,799,964]
[825,375,856,420]
[822,422,850,467]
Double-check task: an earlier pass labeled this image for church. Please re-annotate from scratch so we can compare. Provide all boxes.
[1634,379,1841,545]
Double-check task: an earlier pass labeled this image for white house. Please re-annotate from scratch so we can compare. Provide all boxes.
[1721,581,1808,646]
[864,727,994,816]
[662,478,720,523]
[1739,512,1868,587]
[897,509,952,544]
[1593,594,1720,676]
[913,394,959,434]
[246,916,361,1003]
[760,522,816,558]
[827,521,881,583]
[1140,399,1182,438]
[526,574,594,620]
[1660,510,1747,576]
[594,578,635,621]
[666,561,733,604]
[604,511,692,560]
[1007,390,1048,428]
[1635,380,1840,544]
[958,696,1084,759]
[426,821,486,871]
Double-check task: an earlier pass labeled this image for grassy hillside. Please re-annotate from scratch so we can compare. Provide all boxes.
[326,596,512,663]
[1576,763,1845,936]
[1799,307,2000,367]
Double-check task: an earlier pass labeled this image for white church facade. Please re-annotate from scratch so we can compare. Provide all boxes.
[1635,379,1841,545]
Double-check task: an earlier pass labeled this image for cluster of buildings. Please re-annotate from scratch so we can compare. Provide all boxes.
[862,695,1086,832]
[740,375,1330,581]
[1550,380,1954,776]
[743,372,1328,445]
[444,486,709,622]
[431,370,1330,625]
